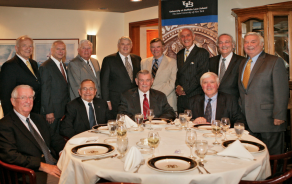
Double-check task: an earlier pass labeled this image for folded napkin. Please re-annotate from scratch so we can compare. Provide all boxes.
[124,115,138,128]
[124,146,143,171]
[217,140,255,160]
[68,137,88,145]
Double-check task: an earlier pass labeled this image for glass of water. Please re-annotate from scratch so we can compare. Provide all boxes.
[234,123,245,140]
[148,131,160,158]
[135,113,144,129]
[185,129,197,159]
[211,120,221,145]
[195,140,208,163]
[117,137,128,159]
[220,117,230,141]
[147,109,155,130]
[179,113,187,129]
[107,120,117,137]
[116,114,125,123]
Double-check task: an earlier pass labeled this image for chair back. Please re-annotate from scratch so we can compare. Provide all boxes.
[270,150,292,175]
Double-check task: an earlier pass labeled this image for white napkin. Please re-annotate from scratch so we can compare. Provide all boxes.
[68,137,88,145]
[124,115,138,128]
[217,140,255,160]
[124,146,143,171]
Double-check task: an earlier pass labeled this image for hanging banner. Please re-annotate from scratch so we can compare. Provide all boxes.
[161,0,218,59]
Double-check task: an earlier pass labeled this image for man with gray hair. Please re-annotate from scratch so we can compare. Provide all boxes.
[67,40,101,100]
[101,36,141,118]
[238,32,289,155]
[0,35,41,116]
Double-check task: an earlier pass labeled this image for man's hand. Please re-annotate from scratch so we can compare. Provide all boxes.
[46,113,55,124]
[193,117,209,124]
[39,162,61,178]
[175,85,186,96]
[274,119,285,125]
[107,101,112,110]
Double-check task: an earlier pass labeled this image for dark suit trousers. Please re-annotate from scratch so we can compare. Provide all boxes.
[177,95,189,113]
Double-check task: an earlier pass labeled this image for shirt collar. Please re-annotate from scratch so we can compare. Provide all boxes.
[79,55,91,63]
[81,98,93,106]
[51,55,62,65]
[220,52,233,61]
[186,43,195,53]
[152,54,163,63]
[14,109,30,120]
[16,53,29,63]
[138,89,150,97]
[249,51,263,63]
[204,93,218,102]
[119,52,130,60]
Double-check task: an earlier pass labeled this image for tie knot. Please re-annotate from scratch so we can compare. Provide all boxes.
[222,58,226,62]
[248,59,252,63]
[155,59,158,62]
[125,56,128,61]
[208,99,212,102]
[186,50,189,53]
[144,94,147,98]
[26,118,30,123]
[88,102,92,107]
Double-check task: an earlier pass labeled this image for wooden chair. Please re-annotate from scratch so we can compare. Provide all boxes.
[0,159,36,184]
[59,115,69,142]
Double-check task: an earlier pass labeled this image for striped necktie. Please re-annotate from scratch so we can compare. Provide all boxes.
[152,59,159,78]
[143,94,150,119]
[204,99,212,123]
[184,50,189,62]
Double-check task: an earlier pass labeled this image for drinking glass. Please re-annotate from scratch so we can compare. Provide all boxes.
[195,140,208,163]
[135,113,144,129]
[234,123,245,140]
[211,120,221,145]
[148,131,160,158]
[146,109,154,130]
[117,137,128,159]
[179,113,187,129]
[184,110,192,128]
[116,122,127,138]
[220,117,230,141]
[185,129,197,159]
[116,114,125,123]
[107,120,117,137]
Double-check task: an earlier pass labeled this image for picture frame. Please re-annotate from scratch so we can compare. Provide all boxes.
[0,39,16,67]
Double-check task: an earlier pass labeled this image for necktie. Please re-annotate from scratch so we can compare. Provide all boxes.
[152,59,159,78]
[143,94,150,119]
[88,103,96,128]
[242,59,252,89]
[219,58,226,81]
[184,50,189,62]
[204,99,212,123]
[26,118,56,165]
[87,60,94,73]
[125,56,133,82]
[26,60,36,77]
[60,62,67,83]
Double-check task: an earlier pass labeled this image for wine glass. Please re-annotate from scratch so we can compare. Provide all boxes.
[195,140,208,163]
[146,109,154,130]
[116,122,127,138]
[148,131,160,158]
[234,123,245,140]
[220,117,230,141]
[116,114,125,123]
[184,110,192,128]
[135,113,144,130]
[211,120,221,145]
[185,129,197,159]
[107,120,117,137]
[179,113,187,129]
[117,137,128,159]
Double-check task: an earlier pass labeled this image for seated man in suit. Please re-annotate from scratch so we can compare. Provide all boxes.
[0,85,65,184]
[118,70,176,120]
[60,79,109,139]
[189,72,245,127]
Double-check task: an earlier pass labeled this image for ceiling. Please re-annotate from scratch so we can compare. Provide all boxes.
[0,0,158,13]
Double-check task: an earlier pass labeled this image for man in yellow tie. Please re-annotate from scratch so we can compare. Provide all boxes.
[0,35,41,116]
[238,32,289,155]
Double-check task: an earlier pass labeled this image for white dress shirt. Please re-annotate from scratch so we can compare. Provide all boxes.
[119,52,133,69]
[184,44,195,57]
[51,55,67,80]
[81,98,97,125]
[218,52,233,77]
[138,89,150,114]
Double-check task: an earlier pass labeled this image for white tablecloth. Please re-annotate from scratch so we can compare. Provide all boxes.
[58,126,271,184]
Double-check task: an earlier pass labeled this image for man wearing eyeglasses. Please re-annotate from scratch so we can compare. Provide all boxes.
[0,85,65,184]
[60,79,109,139]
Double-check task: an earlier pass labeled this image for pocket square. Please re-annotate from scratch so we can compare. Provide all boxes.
[190,62,194,64]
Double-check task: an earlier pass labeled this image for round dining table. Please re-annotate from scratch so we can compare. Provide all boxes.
[57,124,271,184]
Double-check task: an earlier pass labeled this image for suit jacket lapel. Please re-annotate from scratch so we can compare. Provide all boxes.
[215,93,225,120]
[220,53,237,83]
[149,89,158,113]
[49,59,67,84]
[77,98,90,129]
[15,56,36,79]
[77,55,96,79]
[178,46,199,73]
[117,52,132,82]
[131,89,141,113]
[213,55,220,75]
[247,52,266,89]
[177,50,185,69]
[155,56,167,78]
[198,95,205,117]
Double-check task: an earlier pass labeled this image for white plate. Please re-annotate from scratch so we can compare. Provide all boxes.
[98,126,108,131]
[227,128,249,135]
[203,133,222,138]
[197,125,212,131]
[145,120,167,128]
[165,126,182,131]
[128,127,144,132]
[136,141,150,148]
[71,143,115,157]
[104,138,117,144]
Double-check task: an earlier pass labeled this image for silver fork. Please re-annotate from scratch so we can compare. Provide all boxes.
[134,159,145,173]
[199,162,211,174]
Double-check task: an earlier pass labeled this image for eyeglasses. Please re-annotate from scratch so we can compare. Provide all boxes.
[81,87,95,91]
[14,96,35,101]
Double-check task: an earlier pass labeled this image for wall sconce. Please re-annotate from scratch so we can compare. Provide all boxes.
[87,35,96,55]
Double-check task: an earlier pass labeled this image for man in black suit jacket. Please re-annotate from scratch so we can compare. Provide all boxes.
[60,79,109,139]
[0,85,65,184]
[209,33,245,99]
[101,36,141,118]
[189,72,245,127]
[0,35,41,115]
[175,28,209,113]
[39,41,70,133]
[118,70,176,120]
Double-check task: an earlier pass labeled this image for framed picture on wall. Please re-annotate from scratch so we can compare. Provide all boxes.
[0,39,16,68]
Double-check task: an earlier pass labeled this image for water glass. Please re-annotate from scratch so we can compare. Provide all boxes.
[195,140,208,163]
[148,131,160,158]
[116,114,125,123]
[135,113,144,129]
[185,129,197,159]
[147,109,154,130]
[116,122,127,138]
[117,137,128,159]
[107,120,117,137]
[234,122,245,140]
[211,120,221,145]
[220,117,230,141]
[179,113,187,129]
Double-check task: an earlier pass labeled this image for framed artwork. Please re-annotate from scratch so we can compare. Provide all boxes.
[0,39,16,68]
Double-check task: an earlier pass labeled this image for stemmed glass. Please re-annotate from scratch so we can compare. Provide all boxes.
[179,113,187,129]
[184,110,192,128]
[185,129,197,159]
[116,114,125,123]
[117,137,128,159]
[220,118,230,141]
[146,109,154,130]
[135,113,144,130]
[234,123,245,140]
[148,131,160,158]
[107,120,117,137]
[116,122,127,138]
[195,140,208,163]
[211,120,221,145]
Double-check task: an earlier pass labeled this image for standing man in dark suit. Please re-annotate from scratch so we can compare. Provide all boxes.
[39,41,70,134]
[118,70,176,120]
[0,85,65,184]
[60,79,109,139]
[67,40,101,100]
[0,35,41,115]
[101,36,141,118]
[238,32,289,155]
[175,28,209,113]
[209,33,245,99]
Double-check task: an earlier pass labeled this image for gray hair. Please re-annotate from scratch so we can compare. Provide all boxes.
[245,32,264,45]
[78,40,93,49]
[217,33,236,46]
[16,35,33,48]
[79,79,96,89]
[178,28,194,39]
[200,72,219,85]
[118,36,132,45]
[51,40,66,49]
[11,85,35,98]
[136,70,152,79]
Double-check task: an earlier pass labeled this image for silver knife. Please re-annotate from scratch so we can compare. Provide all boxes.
[81,154,118,162]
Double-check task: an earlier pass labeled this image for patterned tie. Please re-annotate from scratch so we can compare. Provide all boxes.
[60,62,67,83]
[143,94,150,119]
[87,60,94,74]
[152,59,159,78]
[204,99,212,123]
[26,118,56,165]
[184,50,189,62]
[219,58,226,81]
[242,59,252,89]
[88,103,96,128]
[26,60,36,77]
[125,56,133,82]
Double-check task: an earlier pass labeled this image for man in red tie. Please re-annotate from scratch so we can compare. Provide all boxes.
[118,70,175,120]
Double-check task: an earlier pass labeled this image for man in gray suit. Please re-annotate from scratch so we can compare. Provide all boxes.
[238,32,289,155]
[68,40,101,100]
